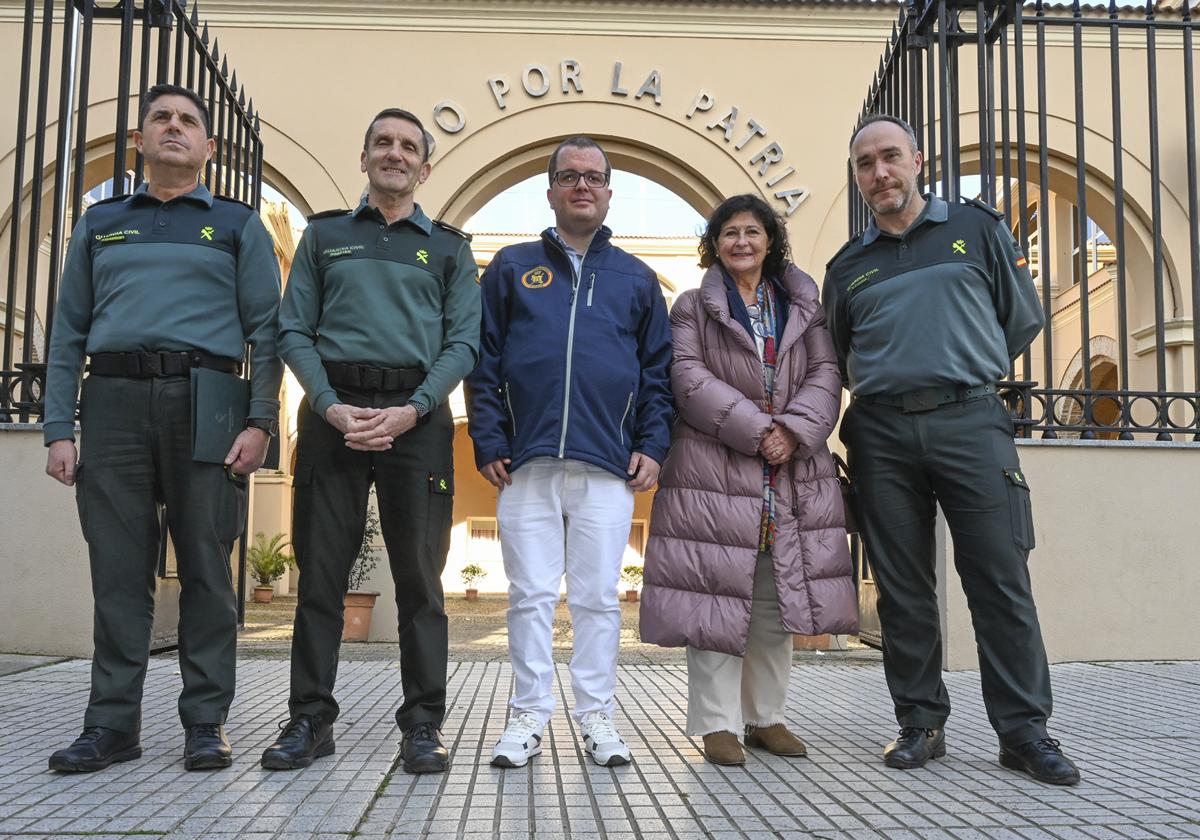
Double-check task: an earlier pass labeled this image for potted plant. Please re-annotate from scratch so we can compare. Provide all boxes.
[460,563,485,601]
[621,564,643,603]
[247,531,293,603]
[343,493,382,642]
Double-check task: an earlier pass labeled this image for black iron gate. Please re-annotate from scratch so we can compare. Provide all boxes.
[2,0,265,635]
[850,0,1200,441]
[847,0,1200,645]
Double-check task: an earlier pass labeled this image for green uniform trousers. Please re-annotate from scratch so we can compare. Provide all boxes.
[288,388,454,730]
[75,374,246,733]
[840,393,1052,747]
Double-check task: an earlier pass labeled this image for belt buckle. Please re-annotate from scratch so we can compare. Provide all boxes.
[143,353,162,376]
[901,387,937,413]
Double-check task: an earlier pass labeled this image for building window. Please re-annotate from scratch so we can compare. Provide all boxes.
[468,516,501,567]
[627,519,647,559]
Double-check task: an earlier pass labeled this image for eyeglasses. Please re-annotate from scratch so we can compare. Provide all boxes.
[551,170,609,189]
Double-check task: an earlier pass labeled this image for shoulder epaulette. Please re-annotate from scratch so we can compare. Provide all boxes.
[432,218,472,242]
[307,208,351,222]
[825,232,863,270]
[960,195,1004,220]
[213,194,254,212]
[88,194,130,208]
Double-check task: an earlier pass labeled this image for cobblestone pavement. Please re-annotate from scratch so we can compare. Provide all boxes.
[238,595,700,663]
[1,655,1198,839]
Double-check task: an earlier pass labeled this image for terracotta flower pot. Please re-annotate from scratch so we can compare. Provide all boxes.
[625,589,639,603]
[342,591,379,642]
[253,585,275,604]
[465,588,479,602]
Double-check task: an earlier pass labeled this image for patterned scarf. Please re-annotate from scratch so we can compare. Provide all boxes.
[745,279,780,552]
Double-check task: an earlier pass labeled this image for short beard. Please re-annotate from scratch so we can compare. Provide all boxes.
[869,186,914,218]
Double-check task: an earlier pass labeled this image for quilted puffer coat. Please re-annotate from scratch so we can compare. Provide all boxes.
[640,263,858,656]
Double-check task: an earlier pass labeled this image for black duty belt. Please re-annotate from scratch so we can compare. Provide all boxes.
[323,361,423,392]
[857,382,996,413]
[88,350,241,378]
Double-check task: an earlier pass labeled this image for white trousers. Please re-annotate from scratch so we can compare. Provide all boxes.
[497,457,635,726]
[686,551,794,736]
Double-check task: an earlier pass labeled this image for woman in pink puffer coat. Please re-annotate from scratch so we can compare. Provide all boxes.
[641,194,857,765]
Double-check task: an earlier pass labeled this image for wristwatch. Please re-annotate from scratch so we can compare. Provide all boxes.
[245,417,279,438]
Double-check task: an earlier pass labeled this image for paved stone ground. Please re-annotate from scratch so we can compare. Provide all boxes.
[0,655,1198,839]
[238,595,711,663]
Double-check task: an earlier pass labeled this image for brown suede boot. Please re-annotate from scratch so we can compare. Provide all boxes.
[701,731,745,765]
[745,724,807,757]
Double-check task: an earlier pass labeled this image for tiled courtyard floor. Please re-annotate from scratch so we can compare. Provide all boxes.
[1,653,1198,839]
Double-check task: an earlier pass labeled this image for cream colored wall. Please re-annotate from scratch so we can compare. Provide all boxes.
[940,440,1200,670]
[0,425,93,657]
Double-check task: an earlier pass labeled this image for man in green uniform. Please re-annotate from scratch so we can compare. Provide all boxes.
[43,84,282,772]
[823,115,1080,785]
[262,108,479,774]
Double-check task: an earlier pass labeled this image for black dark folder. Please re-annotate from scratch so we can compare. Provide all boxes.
[191,367,250,464]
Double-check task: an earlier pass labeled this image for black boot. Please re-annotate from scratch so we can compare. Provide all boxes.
[1000,738,1081,785]
[49,727,142,773]
[260,715,335,771]
[883,727,945,769]
[401,722,449,774]
[184,724,233,771]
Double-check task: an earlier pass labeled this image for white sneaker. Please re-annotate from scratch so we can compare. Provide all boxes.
[580,711,631,767]
[490,712,543,768]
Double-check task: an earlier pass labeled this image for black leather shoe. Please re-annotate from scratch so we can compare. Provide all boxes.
[184,724,233,771]
[48,726,142,773]
[261,715,335,770]
[401,721,449,774]
[883,727,946,769]
[1000,738,1081,786]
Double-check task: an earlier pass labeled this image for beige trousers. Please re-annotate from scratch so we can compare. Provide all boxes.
[686,551,794,736]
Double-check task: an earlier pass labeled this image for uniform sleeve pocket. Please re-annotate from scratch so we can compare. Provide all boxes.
[1003,468,1035,551]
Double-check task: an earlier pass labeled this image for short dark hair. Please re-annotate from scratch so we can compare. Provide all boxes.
[138,84,211,137]
[364,108,433,162]
[699,194,792,280]
[547,136,612,183]
[849,113,919,154]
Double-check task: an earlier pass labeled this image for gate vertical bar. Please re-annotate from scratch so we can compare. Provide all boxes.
[977,0,993,202]
[1144,0,1171,439]
[1035,0,1055,436]
[1108,0,1133,439]
[69,0,93,226]
[133,0,153,184]
[1181,2,1200,438]
[112,0,136,189]
[1071,0,1095,435]
[22,0,58,378]
[46,0,81,357]
[3,0,36,391]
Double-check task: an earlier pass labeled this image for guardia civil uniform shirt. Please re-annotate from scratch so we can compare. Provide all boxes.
[277,199,480,417]
[822,194,1044,397]
[43,181,283,444]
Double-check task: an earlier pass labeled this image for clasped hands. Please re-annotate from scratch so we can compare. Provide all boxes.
[760,422,798,466]
[325,402,419,451]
